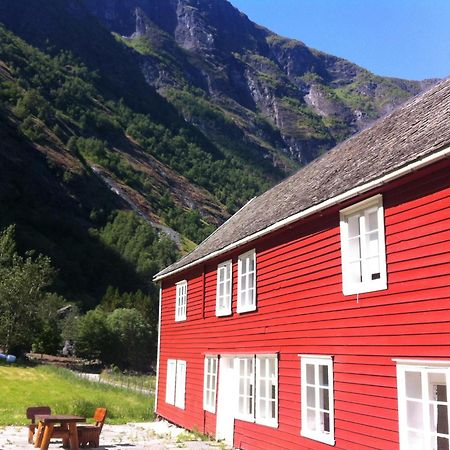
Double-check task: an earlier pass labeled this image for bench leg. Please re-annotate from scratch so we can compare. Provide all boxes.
[40,424,54,450]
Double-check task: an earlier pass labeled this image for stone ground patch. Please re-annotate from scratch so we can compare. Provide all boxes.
[0,420,230,450]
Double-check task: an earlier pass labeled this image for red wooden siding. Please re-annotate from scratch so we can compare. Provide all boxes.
[156,159,450,449]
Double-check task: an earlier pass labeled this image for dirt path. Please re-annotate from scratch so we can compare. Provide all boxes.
[0,421,230,450]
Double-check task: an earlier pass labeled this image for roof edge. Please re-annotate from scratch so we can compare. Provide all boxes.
[154,144,450,282]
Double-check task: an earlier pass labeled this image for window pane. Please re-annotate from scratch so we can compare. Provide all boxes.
[322,411,330,432]
[437,384,448,402]
[366,231,379,256]
[437,404,449,435]
[348,214,360,238]
[319,365,329,386]
[349,261,362,284]
[348,237,361,261]
[306,364,315,384]
[438,437,449,450]
[307,387,315,407]
[407,400,423,428]
[320,388,329,410]
[249,256,255,272]
[367,210,378,232]
[407,430,425,450]
[406,372,422,399]
[307,408,316,431]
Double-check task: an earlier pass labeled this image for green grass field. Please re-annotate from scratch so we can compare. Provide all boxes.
[0,363,155,425]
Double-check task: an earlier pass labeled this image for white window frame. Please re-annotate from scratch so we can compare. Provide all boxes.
[175,360,186,409]
[203,355,218,413]
[236,356,255,422]
[165,359,176,405]
[235,354,278,428]
[175,280,187,321]
[237,249,257,313]
[395,359,450,450]
[300,355,335,446]
[255,355,278,428]
[340,194,387,296]
[165,359,187,409]
[216,260,232,317]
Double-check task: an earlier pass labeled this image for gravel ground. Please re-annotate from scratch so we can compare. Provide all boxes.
[0,420,230,450]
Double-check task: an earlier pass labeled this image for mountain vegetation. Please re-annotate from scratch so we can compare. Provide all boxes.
[0,0,435,368]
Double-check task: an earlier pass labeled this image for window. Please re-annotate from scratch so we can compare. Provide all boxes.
[203,356,218,412]
[340,195,387,295]
[256,355,278,427]
[165,359,187,409]
[166,359,176,405]
[396,361,450,450]
[175,360,186,409]
[216,260,232,316]
[236,355,278,427]
[175,280,187,321]
[237,250,256,313]
[237,357,255,421]
[300,355,335,445]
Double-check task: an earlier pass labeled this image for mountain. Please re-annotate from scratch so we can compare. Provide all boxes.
[0,0,434,312]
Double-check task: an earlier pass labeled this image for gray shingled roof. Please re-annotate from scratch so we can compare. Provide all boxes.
[155,77,450,280]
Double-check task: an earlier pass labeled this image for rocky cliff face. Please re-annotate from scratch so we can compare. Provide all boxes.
[84,0,435,165]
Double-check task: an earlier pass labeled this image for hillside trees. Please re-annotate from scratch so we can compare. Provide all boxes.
[0,226,58,354]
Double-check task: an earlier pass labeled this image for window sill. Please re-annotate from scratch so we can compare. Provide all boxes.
[256,419,278,428]
[301,429,335,446]
[203,406,216,414]
[342,279,387,296]
[216,310,232,317]
[236,305,256,314]
[175,317,186,322]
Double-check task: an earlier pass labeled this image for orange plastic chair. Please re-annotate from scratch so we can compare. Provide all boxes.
[77,407,107,448]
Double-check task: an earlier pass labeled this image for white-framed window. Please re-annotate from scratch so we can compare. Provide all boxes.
[203,356,218,413]
[237,250,256,313]
[165,359,187,409]
[165,359,176,405]
[175,280,187,321]
[175,360,186,409]
[236,354,278,427]
[340,194,387,295]
[256,355,278,427]
[300,355,335,446]
[216,260,232,316]
[237,356,255,421]
[396,360,450,450]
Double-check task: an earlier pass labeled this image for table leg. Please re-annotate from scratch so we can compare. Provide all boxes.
[40,424,54,450]
[34,422,44,447]
[68,423,79,450]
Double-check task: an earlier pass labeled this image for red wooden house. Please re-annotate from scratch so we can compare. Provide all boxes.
[153,78,450,450]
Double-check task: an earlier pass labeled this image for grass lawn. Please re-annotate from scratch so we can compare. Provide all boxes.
[0,363,154,426]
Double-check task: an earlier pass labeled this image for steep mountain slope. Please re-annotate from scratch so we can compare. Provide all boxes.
[0,0,434,313]
[84,0,435,164]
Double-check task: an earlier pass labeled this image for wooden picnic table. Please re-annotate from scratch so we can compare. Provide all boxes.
[34,414,86,450]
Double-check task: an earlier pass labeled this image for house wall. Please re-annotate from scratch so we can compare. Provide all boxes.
[156,159,450,450]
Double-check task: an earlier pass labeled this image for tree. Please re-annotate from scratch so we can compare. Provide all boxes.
[0,225,56,354]
[106,308,153,371]
[75,309,116,363]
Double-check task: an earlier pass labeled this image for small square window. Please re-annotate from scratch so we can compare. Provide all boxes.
[340,195,387,295]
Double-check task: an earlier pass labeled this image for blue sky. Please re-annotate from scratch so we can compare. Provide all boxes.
[230,0,450,81]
